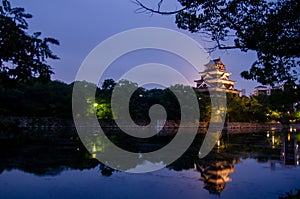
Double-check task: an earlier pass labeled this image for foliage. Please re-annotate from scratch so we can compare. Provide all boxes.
[226,93,268,122]
[134,0,300,85]
[196,91,211,122]
[293,111,300,123]
[95,103,113,120]
[72,80,99,118]
[0,80,72,118]
[97,80,273,123]
[253,84,300,124]
[0,0,59,85]
[279,189,300,199]
[1,78,299,123]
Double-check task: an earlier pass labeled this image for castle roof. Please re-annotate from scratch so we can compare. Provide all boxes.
[204,57,226,72]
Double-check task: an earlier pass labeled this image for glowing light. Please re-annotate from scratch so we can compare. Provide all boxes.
[92,154,97,159]
[290,126,293,132]
[288,133,291,142]
[267,133,270,138]
[217,140,221,147]
[92,144,97,153]
[93,103,98,107]
[272,136,275,146]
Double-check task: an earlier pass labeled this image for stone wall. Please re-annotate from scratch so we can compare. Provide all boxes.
[0,116,74,128]
[226,122,282,132]
[2,117,299,135]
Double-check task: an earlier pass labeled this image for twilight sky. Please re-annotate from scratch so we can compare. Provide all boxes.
[11,0,259,94]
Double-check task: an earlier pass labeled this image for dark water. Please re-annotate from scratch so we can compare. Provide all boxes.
[0,128,299,199]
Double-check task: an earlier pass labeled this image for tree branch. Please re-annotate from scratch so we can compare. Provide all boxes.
[132,0,187,15]
[158,0,163,12]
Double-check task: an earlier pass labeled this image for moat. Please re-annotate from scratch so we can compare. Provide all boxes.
[0,128,299,199]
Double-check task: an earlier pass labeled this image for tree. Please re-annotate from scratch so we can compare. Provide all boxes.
[0,0,59,85]
[133,0,300,85]
[0,80,72,117]
[101,79,116,92]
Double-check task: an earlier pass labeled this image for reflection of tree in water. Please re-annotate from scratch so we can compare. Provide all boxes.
[0,137,99,176]
[99,164,115,176]
[1,130,297,180]
[0,133,120,177]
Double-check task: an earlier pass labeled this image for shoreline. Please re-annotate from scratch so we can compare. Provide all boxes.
[1,116,299,134]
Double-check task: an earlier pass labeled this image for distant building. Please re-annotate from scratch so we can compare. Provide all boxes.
[252,85,272,96]
[252,83,290,96]
[194,58,241,95]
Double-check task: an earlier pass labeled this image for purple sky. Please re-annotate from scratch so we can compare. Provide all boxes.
[11,0,259,94]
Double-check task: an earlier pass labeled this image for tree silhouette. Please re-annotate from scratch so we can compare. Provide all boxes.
[0,0,59,85]
[133,0,300,85]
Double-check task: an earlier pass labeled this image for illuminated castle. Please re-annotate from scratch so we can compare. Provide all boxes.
[194,58,241,94]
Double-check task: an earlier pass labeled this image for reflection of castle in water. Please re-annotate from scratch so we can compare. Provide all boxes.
[194,160,235,195]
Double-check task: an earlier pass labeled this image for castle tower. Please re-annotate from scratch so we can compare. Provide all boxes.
[194,58,241,94]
